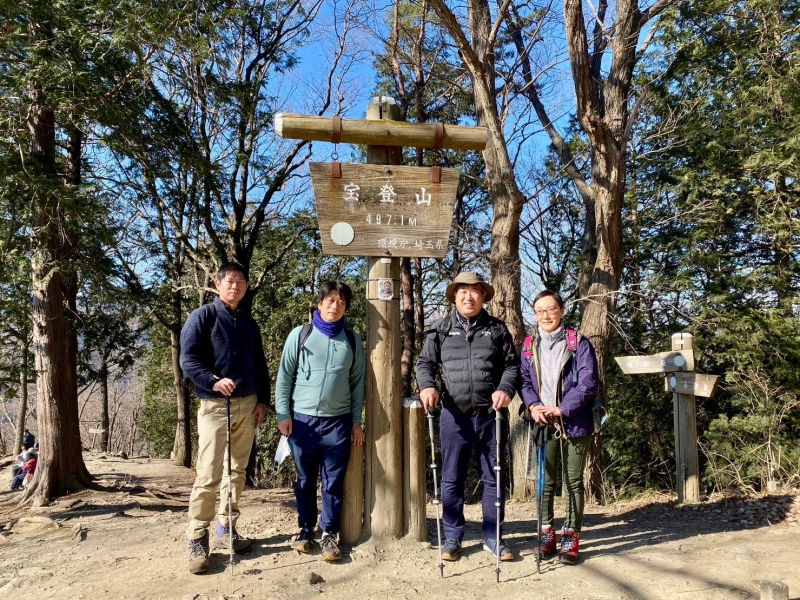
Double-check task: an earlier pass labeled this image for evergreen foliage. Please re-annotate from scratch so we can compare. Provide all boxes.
[603,0,800,495]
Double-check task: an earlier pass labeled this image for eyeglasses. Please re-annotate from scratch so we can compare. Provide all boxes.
[534,307,561,317]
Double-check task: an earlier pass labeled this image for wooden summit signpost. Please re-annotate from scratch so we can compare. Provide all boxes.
[275,97,489,542]
[615,332,720,503]
[308,163,459,259]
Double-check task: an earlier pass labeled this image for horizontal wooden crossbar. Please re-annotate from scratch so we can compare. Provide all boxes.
[274,113,490,151]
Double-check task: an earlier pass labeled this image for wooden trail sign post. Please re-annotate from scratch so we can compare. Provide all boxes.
[615,332,720,503]
[275,98,488,542]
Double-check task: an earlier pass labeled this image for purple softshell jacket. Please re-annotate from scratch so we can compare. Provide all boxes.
[519,330,600,439]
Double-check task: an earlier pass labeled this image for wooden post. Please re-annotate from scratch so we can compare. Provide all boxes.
[340,443,364,543]
[363,97,404,539]
[671,332,700,503]
[403,397,427,540]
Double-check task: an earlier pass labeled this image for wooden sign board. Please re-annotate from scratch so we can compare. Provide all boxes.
[614,350,695,375]
[665,372,719,398]
[309,162,458,258]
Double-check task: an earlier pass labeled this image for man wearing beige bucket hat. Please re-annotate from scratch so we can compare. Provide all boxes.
[415,272,520,564]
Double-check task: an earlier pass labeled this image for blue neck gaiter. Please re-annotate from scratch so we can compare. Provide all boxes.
[312,309,346,338]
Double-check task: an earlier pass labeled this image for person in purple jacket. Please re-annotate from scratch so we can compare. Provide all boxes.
[520,290,599,565]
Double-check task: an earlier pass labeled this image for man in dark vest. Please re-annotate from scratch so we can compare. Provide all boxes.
[180,262,270,574]
[415,272,520,562]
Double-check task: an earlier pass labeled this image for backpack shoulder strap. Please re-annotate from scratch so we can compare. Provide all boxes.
[290,323,314,401]
[565,328,579,353]
[344,329,357,355]
[435,317,451,358]
[490,322,506,349]
[297,323,313,357]
[522,335,533,361]
[201,302,217,323]
[199,303,218,345]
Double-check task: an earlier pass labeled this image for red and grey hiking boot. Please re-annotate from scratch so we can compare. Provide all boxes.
[559,528,580,565]
[535,525,557,560]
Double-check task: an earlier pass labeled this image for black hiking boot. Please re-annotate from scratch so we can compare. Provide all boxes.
[291,527,316,553]
[441,538,462,561]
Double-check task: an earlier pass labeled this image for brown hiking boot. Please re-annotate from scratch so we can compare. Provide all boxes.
[188,531,209,574]
[211,520,253,554]
[321,532,342,562]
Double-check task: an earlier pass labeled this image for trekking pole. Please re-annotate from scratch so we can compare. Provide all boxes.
[494,409,502,583]
[225,396,235,576]
[426,409,445,578]
[533,419,551,575]
[536,443,545,575]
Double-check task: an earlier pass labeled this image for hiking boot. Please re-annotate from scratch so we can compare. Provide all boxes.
[291,527,316,553]
[535,525,557,560]
[559,528,580,565]
[441,538,462,561]
[320,532,342,562]
[482,537,514,561]
[188,531,209,574]
[211,520,253,554]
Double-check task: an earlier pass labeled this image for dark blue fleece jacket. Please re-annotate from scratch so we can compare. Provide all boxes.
[180,298,271,405]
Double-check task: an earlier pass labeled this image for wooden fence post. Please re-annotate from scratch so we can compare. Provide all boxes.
[340,442,364,544]
[403,397,427,540]
[671,332,700,503]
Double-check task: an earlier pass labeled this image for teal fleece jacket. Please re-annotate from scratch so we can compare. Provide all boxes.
[275,325,366,424]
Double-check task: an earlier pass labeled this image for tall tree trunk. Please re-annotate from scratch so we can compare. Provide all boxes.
[576,194,597,311]
[563,0,647,502]
[23,98,93,505]
[171,327,192,468]
[414,258,425,381]
[401,258,414,399]
[100,358,110,453]
[13,336,30,456]
[578,141,625,502]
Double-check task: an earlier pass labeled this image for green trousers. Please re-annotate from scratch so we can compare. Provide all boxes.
[542,434,591,532]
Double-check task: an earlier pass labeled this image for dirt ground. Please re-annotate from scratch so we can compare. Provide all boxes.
[0,453,798,600]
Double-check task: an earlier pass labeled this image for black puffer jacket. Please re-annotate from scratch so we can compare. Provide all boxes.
[416,309,520,415]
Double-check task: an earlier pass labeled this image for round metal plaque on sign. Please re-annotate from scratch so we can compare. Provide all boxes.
[330,222,355,246]
[669,376,677,389]
[674,355,686,368]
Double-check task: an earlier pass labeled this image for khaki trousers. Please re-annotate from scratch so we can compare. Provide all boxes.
[186,394,257,540]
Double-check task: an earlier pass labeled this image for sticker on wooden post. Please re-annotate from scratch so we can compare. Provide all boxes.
[377,278,393,301]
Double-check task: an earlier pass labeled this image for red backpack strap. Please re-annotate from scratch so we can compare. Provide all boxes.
[566,328,579,384]
[522,335,533,361]
[565,328,579,353]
